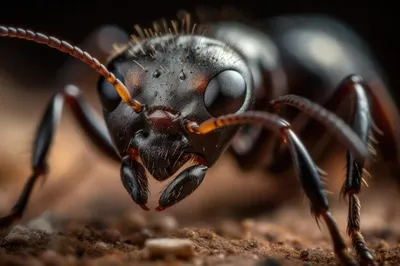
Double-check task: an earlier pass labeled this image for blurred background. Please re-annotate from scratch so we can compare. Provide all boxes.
[0,0,399,228]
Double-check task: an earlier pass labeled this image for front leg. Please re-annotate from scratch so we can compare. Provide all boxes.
[0,84,120,228]
[271,75,376,264]
[283,128,357,266]
[186,110,366,265]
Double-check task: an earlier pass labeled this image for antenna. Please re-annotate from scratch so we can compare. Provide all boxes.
[0,26,142,112]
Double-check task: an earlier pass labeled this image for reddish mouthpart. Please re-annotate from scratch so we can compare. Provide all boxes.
[155,206,166,212]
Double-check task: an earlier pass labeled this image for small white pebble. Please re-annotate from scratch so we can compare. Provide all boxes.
[145,238,195,259]
[4,225,31,245]
[211,249,220,254]
[94,241,109,252]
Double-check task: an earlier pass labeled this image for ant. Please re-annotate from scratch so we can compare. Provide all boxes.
[0,10,399,266]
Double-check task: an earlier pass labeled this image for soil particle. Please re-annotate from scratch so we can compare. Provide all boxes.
[144,238,195,259]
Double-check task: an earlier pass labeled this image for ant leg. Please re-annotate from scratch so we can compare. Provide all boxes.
[187,113,362,266]
[326,75,375,264]
[229,105,314,173]
[0,84,120,228]
[271,75,375,264]
[281,128,357,266]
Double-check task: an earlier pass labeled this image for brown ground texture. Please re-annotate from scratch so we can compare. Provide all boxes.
[0,185,400,266]
[0,56,400,266]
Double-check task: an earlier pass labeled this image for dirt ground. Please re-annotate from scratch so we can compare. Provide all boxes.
[0,60,400,265]
[0,185,400,266]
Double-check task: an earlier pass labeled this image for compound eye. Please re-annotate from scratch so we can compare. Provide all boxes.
[204,70,246,117]
[97,68,124,112]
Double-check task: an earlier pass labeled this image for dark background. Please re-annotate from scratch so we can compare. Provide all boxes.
[0,1,398,103]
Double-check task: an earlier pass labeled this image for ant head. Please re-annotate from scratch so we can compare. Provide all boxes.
[98,32,254,180]
[0,15,254,211]
[0,18,253,183]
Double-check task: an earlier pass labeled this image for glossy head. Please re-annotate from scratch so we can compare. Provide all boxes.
[98,33,254,181]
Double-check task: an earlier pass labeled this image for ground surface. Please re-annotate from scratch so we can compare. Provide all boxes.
[0,191,400,266]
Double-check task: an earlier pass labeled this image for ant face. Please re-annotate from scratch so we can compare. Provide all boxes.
[97,35,254,180]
